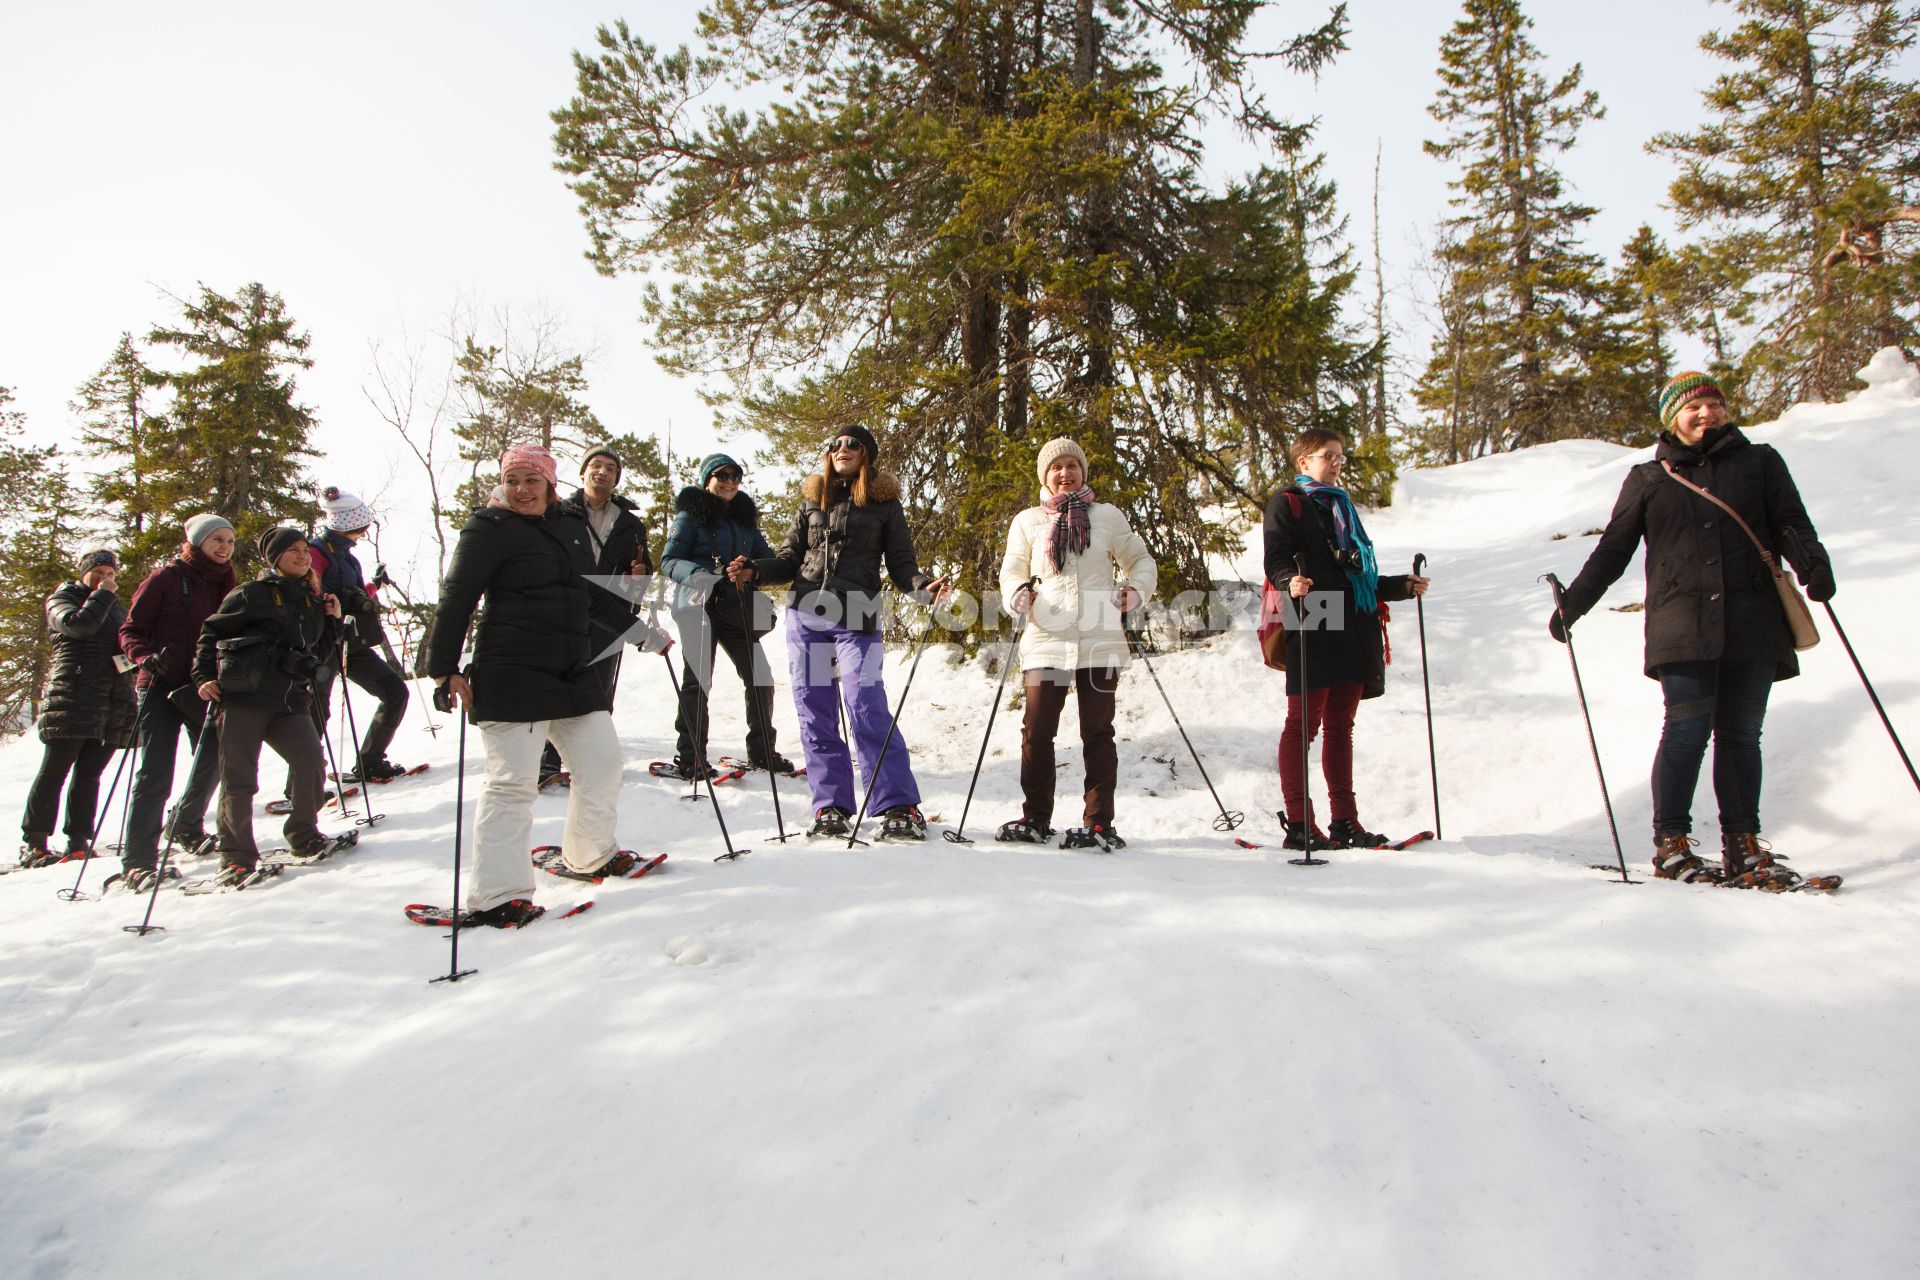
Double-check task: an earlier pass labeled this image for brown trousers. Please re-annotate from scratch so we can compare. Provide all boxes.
[216,701,326,865]
[1020,666,1120,828]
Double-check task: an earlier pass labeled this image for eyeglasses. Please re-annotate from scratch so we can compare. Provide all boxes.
[1307,451,1348,464]
[711,469,743,483]
[824,436,866,454]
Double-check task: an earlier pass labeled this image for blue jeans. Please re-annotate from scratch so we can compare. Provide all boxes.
[1651,659,1774,837]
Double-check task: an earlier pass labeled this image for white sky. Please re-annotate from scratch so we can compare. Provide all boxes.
[1,0,1736,568]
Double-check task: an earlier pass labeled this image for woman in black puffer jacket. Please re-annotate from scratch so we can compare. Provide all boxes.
[425,444,637,927]
[1552,371,1834,888]
[18,549,136,865]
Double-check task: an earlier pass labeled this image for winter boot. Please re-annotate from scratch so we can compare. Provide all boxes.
[115,865,181,894]
[214,861,284,890]
[466,898,545,929]
[1651,833,1723,884]
[996,818,1055,844]
[349,758,407,784]
[748,751,799,776]
[289,829,360,861]
[1327,819,1389,849]
[1720,833,1801,891]
[809,806,852,838]
[1279,811,1336,852]
[878,805,928,841]
[659,759,719,783]
[1061,824,1125,852]
[18,843,62,869]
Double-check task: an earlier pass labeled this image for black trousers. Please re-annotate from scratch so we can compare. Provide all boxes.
[122,688,220,870]
[22,737,122,852]
[673,606,776,767]
[311,644,409,769]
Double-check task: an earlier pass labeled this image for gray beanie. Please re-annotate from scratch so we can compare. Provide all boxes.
[1034,437,1090,489]
[184,513,234,548]
[580,444,623,478]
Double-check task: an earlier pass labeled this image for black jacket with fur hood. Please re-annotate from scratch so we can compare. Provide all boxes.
[752,470,930,631]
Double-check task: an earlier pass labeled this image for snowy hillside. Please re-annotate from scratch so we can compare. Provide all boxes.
[3,356,1917,1279]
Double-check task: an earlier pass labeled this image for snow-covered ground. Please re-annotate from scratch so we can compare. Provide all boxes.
[3,356,1917,1279]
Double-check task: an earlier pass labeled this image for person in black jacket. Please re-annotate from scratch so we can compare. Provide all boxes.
[727,424,949,840]
[195,526,352,885]
[425,444,640,927]
[308,487,410,782]
[1551,371,1835,887]
[538,443,669,787]
[18,549,137,868]
[1264,429,1429,851]
[661,452,787,778]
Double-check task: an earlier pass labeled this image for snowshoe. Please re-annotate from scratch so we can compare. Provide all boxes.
[350,759,420,784]
[995,818,1056,844]
[876,805,929,842]
[284,829,361,862]
[168,830,220,859]
[808,806,853,838]
[1060,824,1125,852]
[651,760,745,784]
[266,787,358,816]
[1651,834,1724,884]
[405,899,594,928]
[538,770,571,791]
[1327,819,1389,849]
[532,846,668,882]
[464,898,547,929]
[723,753,806,778]
[209,861,285,891]
[106,865,183,894]
[16,844,57,870]
[1720,834,1840,893]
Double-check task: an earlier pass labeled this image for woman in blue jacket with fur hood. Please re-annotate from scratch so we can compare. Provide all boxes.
[660,453,790,778]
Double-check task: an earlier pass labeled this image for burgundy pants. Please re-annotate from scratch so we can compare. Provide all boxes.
[1021,667,1120,828]
[1277,683,1364,822]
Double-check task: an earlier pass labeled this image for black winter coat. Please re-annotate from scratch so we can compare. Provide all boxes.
[424,505,610,723]
[555,488,654,656]
[1558,427,1828,681]
[661,486,777,631]
[38,582,137,745]
[1263,487,1414,698]
[192,574,340,713]
[752,470,929,631]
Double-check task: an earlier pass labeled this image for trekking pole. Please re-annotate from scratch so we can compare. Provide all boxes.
[1821,601,1919,795]
[737,587,791,844]
[124,701,220,936]
[846,601,944,849]
[430,685,476,984]
[373,563,441,737]
[944,577,1039,844]
[1543,574,1634,885]
[1123,606,1245,836]
[58,696,142,902]
[1285,555,1326,866]
[691,616,751,863]
[1412,554,1442,839]
[337,627,383,828]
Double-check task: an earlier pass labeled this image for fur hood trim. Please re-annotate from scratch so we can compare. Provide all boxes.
[674,485,761,524]
[800,469,901,507]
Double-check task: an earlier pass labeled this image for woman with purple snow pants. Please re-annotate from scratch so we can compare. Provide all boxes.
[726,424,949,840]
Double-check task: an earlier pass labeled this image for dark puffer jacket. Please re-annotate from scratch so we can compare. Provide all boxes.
[1262,487,1415,698]
[751,470,930,631]
[192,574,340,713]
[312,528,386,650]
[38,582,137,745]
[1557,426,1829,681]
[555,487,654,655]
[120,551,238,692]
[424,505,609,723]
[662,486,777,632]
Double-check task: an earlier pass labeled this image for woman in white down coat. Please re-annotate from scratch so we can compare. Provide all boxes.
[995,437,1157,850]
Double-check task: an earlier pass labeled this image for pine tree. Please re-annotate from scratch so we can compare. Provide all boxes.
[0,389,89,732]
[449,330,606,517]
[1652,0,1920,415]
[72,332,167,581]
[142,282,320,565]
[551,0,1357,606]
[1414,0,1620,455]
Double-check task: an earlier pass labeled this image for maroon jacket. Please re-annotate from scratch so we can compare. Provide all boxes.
[119,552,238,691]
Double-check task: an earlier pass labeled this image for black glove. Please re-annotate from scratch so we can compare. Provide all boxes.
[1548,609,1569,644]
[1802,561,1836,603]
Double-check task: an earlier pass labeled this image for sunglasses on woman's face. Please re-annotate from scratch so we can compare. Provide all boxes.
[712,469,743,483]
[824,436,865,454]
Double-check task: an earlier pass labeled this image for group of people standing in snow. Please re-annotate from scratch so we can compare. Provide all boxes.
[16,367,1838,916]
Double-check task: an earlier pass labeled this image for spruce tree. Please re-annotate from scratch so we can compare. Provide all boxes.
[1652,0,1920,415]
[72,332,167,581]
[551,0,1357,604]
[143,282,320,565]
[0,389,89,731]
[1414,0,1622,455]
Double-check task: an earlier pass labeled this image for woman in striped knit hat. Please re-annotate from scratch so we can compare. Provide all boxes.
[1549,371,1837,889]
